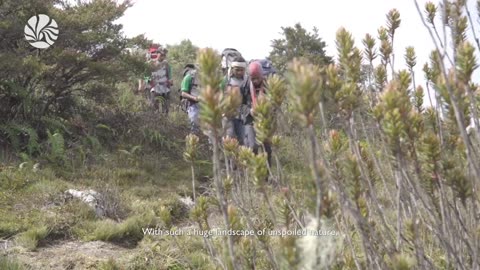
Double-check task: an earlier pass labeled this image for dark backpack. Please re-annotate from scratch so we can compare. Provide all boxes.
[249,59,277,78]
[221,48,243,76]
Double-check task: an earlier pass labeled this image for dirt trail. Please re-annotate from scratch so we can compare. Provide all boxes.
[2,240,135,269]
[1,213,224,269]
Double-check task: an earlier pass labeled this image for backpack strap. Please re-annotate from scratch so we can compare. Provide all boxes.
[227,67,232,82]
[250,79,257,109]
[166,62,171,80]
[188,70,195,93]
[249,79,265,109]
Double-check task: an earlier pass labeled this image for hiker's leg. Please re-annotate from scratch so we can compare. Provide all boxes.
[164,92,170,115]
[263,141,273,167]
[188,104,200,134]
[150,92,158,110]
[233,118,245,146]
[144,88,150,101]
[159,93,166,114]
[244,124,257,153]
[149,91,154,107]
[159,93,164,113]
[224,118,235,140]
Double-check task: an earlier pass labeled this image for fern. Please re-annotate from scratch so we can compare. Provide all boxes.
[0,124,21,151]
[118,145,142,166]
[21,125,39,155]
[46,130,65,165]
[118,145,142,156]
[40,116,72,136]
[96,124,116,136]
[0,123,40,155]
[130,145,142,155]
[118,149,132,156]
[18,152,30,163]
[95,123,118,146]
[73,145,87,167]
[141,128,176,150]
[82,134,102,152]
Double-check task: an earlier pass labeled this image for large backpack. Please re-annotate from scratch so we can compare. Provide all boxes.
[249,59,277,78]
[221,48,243,77]
[150,61,171,94]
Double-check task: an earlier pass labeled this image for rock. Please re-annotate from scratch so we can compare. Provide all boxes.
[178,196,195,209]
[33,163,41,172]
[65,189,105,218]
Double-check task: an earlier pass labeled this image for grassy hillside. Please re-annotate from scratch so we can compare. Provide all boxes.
[2,1,480,270]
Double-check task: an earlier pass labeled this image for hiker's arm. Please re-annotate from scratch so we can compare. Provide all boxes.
[138,79,144,92]
[181,92,200,102]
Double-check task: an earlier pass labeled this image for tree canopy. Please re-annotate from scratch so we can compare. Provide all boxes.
[0,0,146,123]
[269,23,333,74]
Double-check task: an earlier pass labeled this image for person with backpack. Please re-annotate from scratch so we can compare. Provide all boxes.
[139,46,173,115]
[221,48,243,79]
[153,48,173,115]
[242,61,272,167]
[180,64,201,134]
[137,46,159,101]
[248,59,277,78]
[220,55,249,145]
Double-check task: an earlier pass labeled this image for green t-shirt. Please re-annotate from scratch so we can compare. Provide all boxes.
[181,74,193,93]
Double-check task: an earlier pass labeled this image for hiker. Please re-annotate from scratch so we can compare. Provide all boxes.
[243,61,272,167]
[137,47,158,100]
[180,64,201,134]
[146,47,172,115]
[221,48,243,80]
[248,59,277,79]
[220,55,249,145]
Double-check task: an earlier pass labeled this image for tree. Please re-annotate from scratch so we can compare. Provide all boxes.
[0,0,146,122]
[166,39,199,92]
[0,0,148,155]
[269,23,333,74]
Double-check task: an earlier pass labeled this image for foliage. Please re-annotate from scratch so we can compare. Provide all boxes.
[3,1,480,269]
[269,23,333,74]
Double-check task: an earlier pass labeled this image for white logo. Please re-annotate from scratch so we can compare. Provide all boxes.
[24,14,59,49]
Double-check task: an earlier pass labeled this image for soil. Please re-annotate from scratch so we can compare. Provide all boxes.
[2,240,135,270]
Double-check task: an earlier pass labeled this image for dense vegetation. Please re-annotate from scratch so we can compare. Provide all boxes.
[1,0,480,269]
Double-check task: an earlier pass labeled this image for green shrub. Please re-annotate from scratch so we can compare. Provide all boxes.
[15,225,49,251]
[0,255,26,270]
